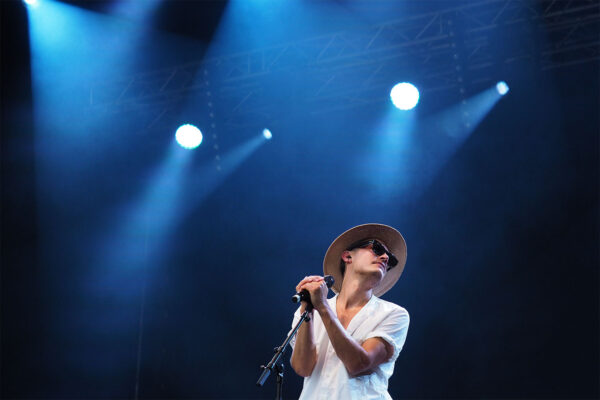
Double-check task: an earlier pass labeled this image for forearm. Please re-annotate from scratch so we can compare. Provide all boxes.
[290,312,318,377]
[316,303,371,376]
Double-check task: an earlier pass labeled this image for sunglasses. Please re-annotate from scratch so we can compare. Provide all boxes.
[347,239,399,270]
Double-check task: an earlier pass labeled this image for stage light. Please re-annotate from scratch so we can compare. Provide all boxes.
[263,129,272,140]
[390,82,420,110]
[175,124,203,149]
[23,0,38,6]
[496,81,509,96]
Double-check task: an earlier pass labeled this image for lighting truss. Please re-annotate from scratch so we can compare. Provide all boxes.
[88,0,599,131]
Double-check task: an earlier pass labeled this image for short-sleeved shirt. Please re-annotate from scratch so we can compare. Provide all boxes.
[290,294,409,400]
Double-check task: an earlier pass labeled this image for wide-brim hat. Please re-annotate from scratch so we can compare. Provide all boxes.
[323,223,407,297]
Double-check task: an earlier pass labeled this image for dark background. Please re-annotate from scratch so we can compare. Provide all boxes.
[2,0,598,399]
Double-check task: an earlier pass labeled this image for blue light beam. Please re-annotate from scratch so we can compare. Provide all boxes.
[409,84,506,200]
[182,134,266,216]
[92,143,193,274]
[356,105,418,202]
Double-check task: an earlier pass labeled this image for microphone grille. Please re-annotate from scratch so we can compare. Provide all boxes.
[324,275,335,288]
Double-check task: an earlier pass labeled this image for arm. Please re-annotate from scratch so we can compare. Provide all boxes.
[302,279,394,377]
[290,305,317,377]
[289,276,322,377]
[315,301,393,377]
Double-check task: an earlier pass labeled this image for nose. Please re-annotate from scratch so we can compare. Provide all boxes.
[379,252,389,264]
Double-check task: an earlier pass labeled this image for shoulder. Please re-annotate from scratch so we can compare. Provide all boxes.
[372,297,410,321]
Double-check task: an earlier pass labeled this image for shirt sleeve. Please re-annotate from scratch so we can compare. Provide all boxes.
[365,307,410,362]
[288,306,303,349]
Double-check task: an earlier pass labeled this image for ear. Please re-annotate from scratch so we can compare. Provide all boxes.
[341,250,353,263]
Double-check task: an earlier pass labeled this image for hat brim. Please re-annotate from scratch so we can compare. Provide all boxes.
[323,223,407,297]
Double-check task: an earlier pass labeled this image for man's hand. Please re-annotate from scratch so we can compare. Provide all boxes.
[295,275,328,312]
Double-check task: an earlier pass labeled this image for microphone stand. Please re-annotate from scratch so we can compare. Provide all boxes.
[256,304,313,400]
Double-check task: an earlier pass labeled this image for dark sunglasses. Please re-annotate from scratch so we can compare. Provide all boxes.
[346,239,399,270]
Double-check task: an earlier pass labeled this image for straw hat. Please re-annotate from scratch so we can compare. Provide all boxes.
[323,223,407,297]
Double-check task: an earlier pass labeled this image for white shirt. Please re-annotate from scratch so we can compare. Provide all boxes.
[290,294,410,400]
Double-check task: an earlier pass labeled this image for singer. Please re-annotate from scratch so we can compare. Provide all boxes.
[289,223,410,400]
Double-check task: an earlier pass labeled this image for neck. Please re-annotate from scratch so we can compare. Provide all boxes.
[337,274,375,309]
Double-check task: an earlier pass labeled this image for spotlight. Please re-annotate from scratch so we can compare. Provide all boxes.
[390,82,420,110]
[175,124,203,149]
[23,0,38,6]
[262,129,272,140]
[496,81,509,96]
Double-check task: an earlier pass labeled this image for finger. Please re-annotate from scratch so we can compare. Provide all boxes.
[296,276,311,291]
[298,282,316,292]
[297,275,323,288]
[296,282,308,292]
[307,276,324,283]
[303,282,324,292]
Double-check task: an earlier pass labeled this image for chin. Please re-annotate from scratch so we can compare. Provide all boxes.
[370,267,385,279]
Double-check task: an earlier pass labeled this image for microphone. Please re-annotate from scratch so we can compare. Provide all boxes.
[291,275,335,304]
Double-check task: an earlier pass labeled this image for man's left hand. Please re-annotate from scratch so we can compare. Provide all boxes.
[296,275,329,311]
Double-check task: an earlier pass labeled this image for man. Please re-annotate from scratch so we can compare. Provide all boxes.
[290,223,410,400]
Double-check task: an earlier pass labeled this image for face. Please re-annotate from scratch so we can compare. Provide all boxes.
[345,239,392,280]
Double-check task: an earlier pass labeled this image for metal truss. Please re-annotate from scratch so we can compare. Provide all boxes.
[461,0,600,84]
[88,0,600,130]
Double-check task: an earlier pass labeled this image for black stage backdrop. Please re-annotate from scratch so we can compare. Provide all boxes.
[2,0,598,399]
